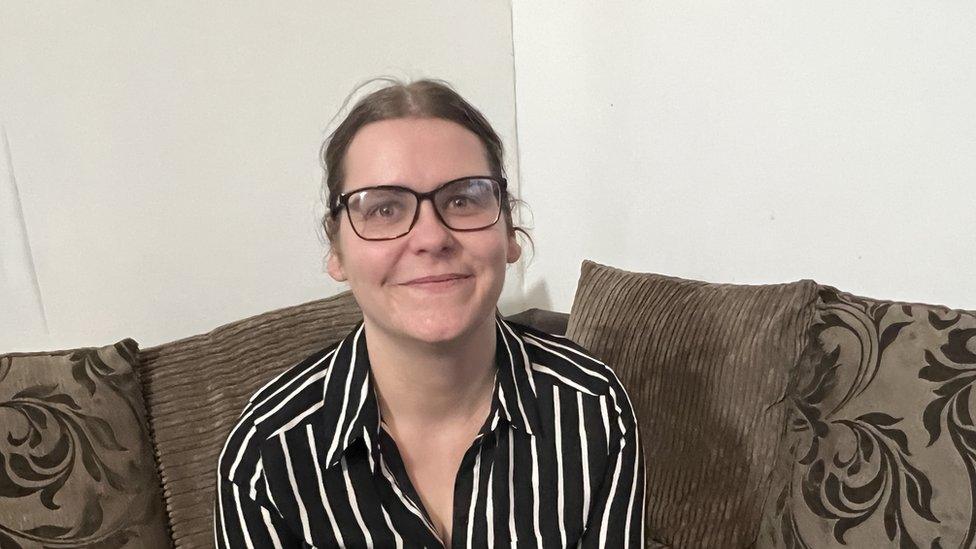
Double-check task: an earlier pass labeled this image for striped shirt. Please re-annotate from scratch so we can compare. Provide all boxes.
[215,316,646,548]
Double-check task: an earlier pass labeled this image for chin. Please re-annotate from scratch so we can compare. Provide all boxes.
[393,305,495,346]
[408,312,479,344]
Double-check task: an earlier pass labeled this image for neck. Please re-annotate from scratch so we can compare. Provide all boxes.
[365,313,498,430]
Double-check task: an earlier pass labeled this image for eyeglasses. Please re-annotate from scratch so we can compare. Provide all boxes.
[330,176,508,241]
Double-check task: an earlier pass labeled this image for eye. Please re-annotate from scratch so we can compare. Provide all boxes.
[365,202,402,218]
[448,196,472,209]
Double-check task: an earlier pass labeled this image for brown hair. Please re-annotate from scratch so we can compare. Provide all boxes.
[319,78,528,250]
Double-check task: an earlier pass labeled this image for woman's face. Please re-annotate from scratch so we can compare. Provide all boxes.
[327,117,521,345]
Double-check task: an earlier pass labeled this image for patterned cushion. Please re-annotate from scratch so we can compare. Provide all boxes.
[565,260,819,547]
[759,286,976,547]
[0,340,170,548]
[138,290,363,548]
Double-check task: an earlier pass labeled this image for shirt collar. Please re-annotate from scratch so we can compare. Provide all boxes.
[492,315,543,437]
[313,322,379,470]
[315,316,544,470]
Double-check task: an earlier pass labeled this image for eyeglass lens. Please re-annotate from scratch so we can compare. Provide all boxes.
[345,178,502,240]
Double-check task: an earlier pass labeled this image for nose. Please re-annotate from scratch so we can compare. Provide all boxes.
[407,199,456,254]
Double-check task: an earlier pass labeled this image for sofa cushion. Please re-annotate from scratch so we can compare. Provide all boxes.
[505,307,569,336]
[138,291,363,547]
[0,340,170,548]
[759,286,976,548]
[565,260,819,547]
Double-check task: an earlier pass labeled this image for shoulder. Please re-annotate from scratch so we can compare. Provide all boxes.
[216,338,344,484]
[502,319,628,405]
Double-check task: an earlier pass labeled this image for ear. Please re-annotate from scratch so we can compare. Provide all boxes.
[505,232,522,264]
[327,249,347,282]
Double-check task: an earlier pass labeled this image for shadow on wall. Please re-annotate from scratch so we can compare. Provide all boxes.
[506,278,556,314]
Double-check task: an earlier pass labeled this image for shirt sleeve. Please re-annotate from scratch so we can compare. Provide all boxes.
[214,465,301,548]
[579,387,647,548]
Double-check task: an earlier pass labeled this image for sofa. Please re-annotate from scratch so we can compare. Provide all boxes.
[1,260,973,548]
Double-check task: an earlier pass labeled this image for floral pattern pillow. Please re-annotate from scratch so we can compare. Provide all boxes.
[761,287,976,548]
[0,340,170,548]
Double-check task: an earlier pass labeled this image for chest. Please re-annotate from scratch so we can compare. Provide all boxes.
[263,420,609,548]
[394,433,477,543]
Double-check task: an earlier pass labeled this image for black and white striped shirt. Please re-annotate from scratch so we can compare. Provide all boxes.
[215,316,645,548]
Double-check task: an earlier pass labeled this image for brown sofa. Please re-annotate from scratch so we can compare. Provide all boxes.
[2,260,974,548]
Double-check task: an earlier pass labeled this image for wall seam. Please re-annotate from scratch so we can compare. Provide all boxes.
[2,124,50,333]
[508,0,528,303]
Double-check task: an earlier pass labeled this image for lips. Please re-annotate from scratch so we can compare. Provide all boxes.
[401,273,471,285]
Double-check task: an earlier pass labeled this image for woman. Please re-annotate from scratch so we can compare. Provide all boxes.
[215,79,645,548]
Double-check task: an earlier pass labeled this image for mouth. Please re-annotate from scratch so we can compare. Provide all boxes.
[401,273,472,286]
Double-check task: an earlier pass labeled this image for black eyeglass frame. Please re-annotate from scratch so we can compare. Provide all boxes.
[329,175,509,241]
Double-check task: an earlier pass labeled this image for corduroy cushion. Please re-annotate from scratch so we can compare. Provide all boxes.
[139,291,363,548]
[565,260,819,547]
[759,287,976,547]
[0,340,169,548]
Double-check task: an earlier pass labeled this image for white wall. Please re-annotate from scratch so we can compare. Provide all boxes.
[0,1,520,351]
[512,1,976,313]
[5,2,975,353]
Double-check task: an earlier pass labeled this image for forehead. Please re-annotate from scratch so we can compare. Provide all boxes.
[342,117,490,191]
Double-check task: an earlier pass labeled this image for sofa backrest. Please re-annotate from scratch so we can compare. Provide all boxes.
[137,292,571,548]
[138,266,976,548]
[138,291,363,548]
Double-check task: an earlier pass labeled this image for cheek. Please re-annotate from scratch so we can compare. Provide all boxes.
[341,242,401,285]
[472,233,514,272]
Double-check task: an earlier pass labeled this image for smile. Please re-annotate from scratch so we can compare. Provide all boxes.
[400,273,472,288]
